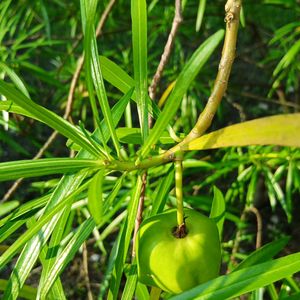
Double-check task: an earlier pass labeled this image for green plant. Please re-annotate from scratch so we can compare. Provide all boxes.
[1,0,300,299]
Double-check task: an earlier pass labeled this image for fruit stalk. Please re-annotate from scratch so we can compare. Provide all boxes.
[175,152,186,237]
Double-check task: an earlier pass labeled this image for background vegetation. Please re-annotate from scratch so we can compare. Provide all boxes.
[0,0,300,299]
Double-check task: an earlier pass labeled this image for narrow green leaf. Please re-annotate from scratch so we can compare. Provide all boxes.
[264,168,289,220]
[1,97,119,297]
[88,170,105,225]
[286,160,293,220]
[107,175,143,299]
[66,88,133,152]
[0,80,102,157]
[82,0,121,157]
[37,227,67,300]
[39,218,95,298]
[0,201,19,217]
[0,279,36,300]
[140,29,224,159]
[37,197,72,300]
[0,219,27,243]
[196,0,206,32]
[183,114,300,151]
[233,237,290,272]
[99,56,160,119]
[170,252,300,300]
[273,40,300,76]
[0,195,49,227]
[246,168,258,206]
[0,62,30,97]
[0,158,103,182]
[240,5,246,27]
[150,167,174,216]
[100,56,135,95]
[209,186,226,239]
[121,264,138,300]
[0,177,91,271]
[131,0,148,141]
[0,101,38,120]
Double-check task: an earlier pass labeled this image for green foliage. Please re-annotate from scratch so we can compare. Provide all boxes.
[0,0,300,299]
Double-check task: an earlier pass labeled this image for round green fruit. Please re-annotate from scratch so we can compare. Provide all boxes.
[136,208,221,294]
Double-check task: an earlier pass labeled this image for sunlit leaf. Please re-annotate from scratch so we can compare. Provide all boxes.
[183,114,300,151]
[171,251,300,300]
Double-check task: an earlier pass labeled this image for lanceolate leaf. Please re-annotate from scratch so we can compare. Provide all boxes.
[39,218,95,298]
[183,114,300,151]
[0,81,102,158]
[1,94,129,298]
[209,186,225,239]
[88,170,105,225]
[0,158,103,182]
[139,29,224,159]
[99,56,160,120]
[0,178,91,271]
[107,176,143,299]
[171,251,300,300]
[0,279,36,300]
[233,237,290,272]
[83,0,121,157]
[0,101,37,120]
[0,62,30,97]
[131,0,148,141]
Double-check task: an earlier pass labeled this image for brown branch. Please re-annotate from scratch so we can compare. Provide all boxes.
[148,0,182,102]
[82,242,93,300]
[230,206,263,269]
[1,0,116,203]
[132,171,147,258]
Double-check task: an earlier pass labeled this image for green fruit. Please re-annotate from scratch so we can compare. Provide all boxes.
[136,208,221,294]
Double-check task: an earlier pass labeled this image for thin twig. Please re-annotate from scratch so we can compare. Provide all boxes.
[82,242,94,300]
[1,0,116,203]
[230,206,263,268]
[132,0,183,258]
[148,0,182,102]
[132,171,147,258]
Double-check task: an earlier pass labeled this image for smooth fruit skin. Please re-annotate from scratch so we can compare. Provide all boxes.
[136,208,221,294]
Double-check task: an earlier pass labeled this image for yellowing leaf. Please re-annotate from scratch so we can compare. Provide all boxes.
[183,114,300,151]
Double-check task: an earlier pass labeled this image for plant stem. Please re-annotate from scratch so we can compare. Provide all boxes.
[175,154,184,227]
[174,152,187,238]
[167,0,242,155]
